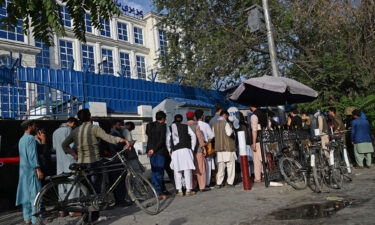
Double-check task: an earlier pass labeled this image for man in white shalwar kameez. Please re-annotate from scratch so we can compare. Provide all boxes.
[213,110,237,187]
[167,114,197,196]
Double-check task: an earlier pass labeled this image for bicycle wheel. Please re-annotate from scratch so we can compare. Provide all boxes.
[279,157,307,190]
[310,154,325,193]
[330,154,344,189]
[34,179,90,225]
[126,172,160,215]
[260,145,270,187]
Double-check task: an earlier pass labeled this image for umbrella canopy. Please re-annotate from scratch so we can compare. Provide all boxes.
[226,76,318,106]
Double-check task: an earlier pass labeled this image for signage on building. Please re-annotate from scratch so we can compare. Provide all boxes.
[115,0,144,18]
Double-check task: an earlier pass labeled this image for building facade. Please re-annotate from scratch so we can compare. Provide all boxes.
[0,2,165,81]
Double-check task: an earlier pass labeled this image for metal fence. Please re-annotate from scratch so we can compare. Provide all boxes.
[0,67,236,119]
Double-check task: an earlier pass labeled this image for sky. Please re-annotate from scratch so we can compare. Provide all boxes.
[118,0,156,14]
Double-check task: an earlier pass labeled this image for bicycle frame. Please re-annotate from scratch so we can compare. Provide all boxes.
[42,148,135,212]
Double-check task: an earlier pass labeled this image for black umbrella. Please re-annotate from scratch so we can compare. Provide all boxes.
[226,76,318,106]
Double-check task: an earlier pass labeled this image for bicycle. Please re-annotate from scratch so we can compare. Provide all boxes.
[310,131,351,192]
[278,130,308,190]
[330,130,352,183]
[33,148,160,225]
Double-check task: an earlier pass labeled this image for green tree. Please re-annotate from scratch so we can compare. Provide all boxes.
[154,0,375,122]
[0,0,121,46]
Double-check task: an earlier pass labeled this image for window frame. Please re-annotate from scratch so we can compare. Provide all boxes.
[81,44,95,72]
[59,6,72,27]
[35,40,50,68]
[101,48,114,75]
[136,55,146,79]
[133,26,143,45]
[119,52,131,78]
[59,39,74,70]
[100,19,111,37]
[117,22,128,41]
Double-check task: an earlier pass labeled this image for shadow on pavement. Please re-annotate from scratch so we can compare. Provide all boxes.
[168,217,188,225]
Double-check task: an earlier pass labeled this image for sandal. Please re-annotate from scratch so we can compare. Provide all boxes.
[254,179,262,183]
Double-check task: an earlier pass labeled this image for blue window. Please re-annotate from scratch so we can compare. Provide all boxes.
[100,19,111,37]
[59,40,74,69]
[59,6,71,27]
[101,48,113,75]
[82,44,94,72]
[0,1,24,42]
[35,40,50,68]
[84,13,92,33]
[120,52,131,78]
[117,22,128,41]
[159,29,167,55]
[136,56,146,79]
[134,26,143,45]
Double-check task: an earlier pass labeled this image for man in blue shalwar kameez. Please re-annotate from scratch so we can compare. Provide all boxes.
[16,120,44,224]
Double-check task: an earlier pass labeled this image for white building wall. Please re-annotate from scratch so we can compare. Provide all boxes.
[0,10,163,81]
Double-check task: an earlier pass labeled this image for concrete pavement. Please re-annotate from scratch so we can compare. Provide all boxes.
[2,167,375,225]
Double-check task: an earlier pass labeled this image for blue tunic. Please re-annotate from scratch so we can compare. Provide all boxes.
[351,117,373,144]
[16,133,42,206]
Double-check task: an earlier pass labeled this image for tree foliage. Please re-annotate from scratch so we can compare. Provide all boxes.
[0,0,121,46]
[154,0,375,122]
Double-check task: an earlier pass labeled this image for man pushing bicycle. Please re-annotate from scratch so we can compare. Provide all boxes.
[62,108,130,221]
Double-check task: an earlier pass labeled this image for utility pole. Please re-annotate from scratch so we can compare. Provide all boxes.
[262,0,279,77]
[262,0,285,124]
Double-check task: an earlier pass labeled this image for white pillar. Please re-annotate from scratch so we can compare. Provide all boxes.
[53,34,60,68]
[93,24,100,36]
[94,42,102,74]
[113,46,120,76]
[112,18,118,41]
[153,19,159,55]
[130,50,137,79]
[129,23,134,44]
[74,40,82,71]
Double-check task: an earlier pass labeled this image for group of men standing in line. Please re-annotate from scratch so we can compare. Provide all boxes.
[15,105,374,224]
[145,105,270,198]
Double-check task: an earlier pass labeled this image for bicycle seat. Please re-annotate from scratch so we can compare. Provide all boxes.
[45,172,72,181]
[69,163,89,171]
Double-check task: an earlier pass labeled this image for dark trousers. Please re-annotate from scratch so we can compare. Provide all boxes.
[150,153,166,195]
[109,166,127,204]
[164,154,174,183]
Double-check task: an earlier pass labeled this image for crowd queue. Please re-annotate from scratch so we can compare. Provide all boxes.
[15,105,374,224]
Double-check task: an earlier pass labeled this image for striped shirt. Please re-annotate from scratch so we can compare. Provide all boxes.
[62,122,122,163]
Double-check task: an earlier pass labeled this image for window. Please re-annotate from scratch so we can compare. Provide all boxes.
[35,40,50,68]
[81,44,94,72]
[159,29,167,55]
[84,13,92,33]
[117,22,128,41]
[0,0,24,41]
[136,56,146,79]
[134,26,143,45]
[59,6,71,27]
[100,19,111,37]
[101,48,113,75]
[59,40,74,69]
[120,52,131,78]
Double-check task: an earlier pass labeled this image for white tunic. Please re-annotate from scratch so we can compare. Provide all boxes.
[197,121,214,142]
[166,124,196,171]
[217,152,237,163]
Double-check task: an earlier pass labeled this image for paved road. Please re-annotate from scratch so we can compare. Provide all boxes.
[2,167,374,225]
